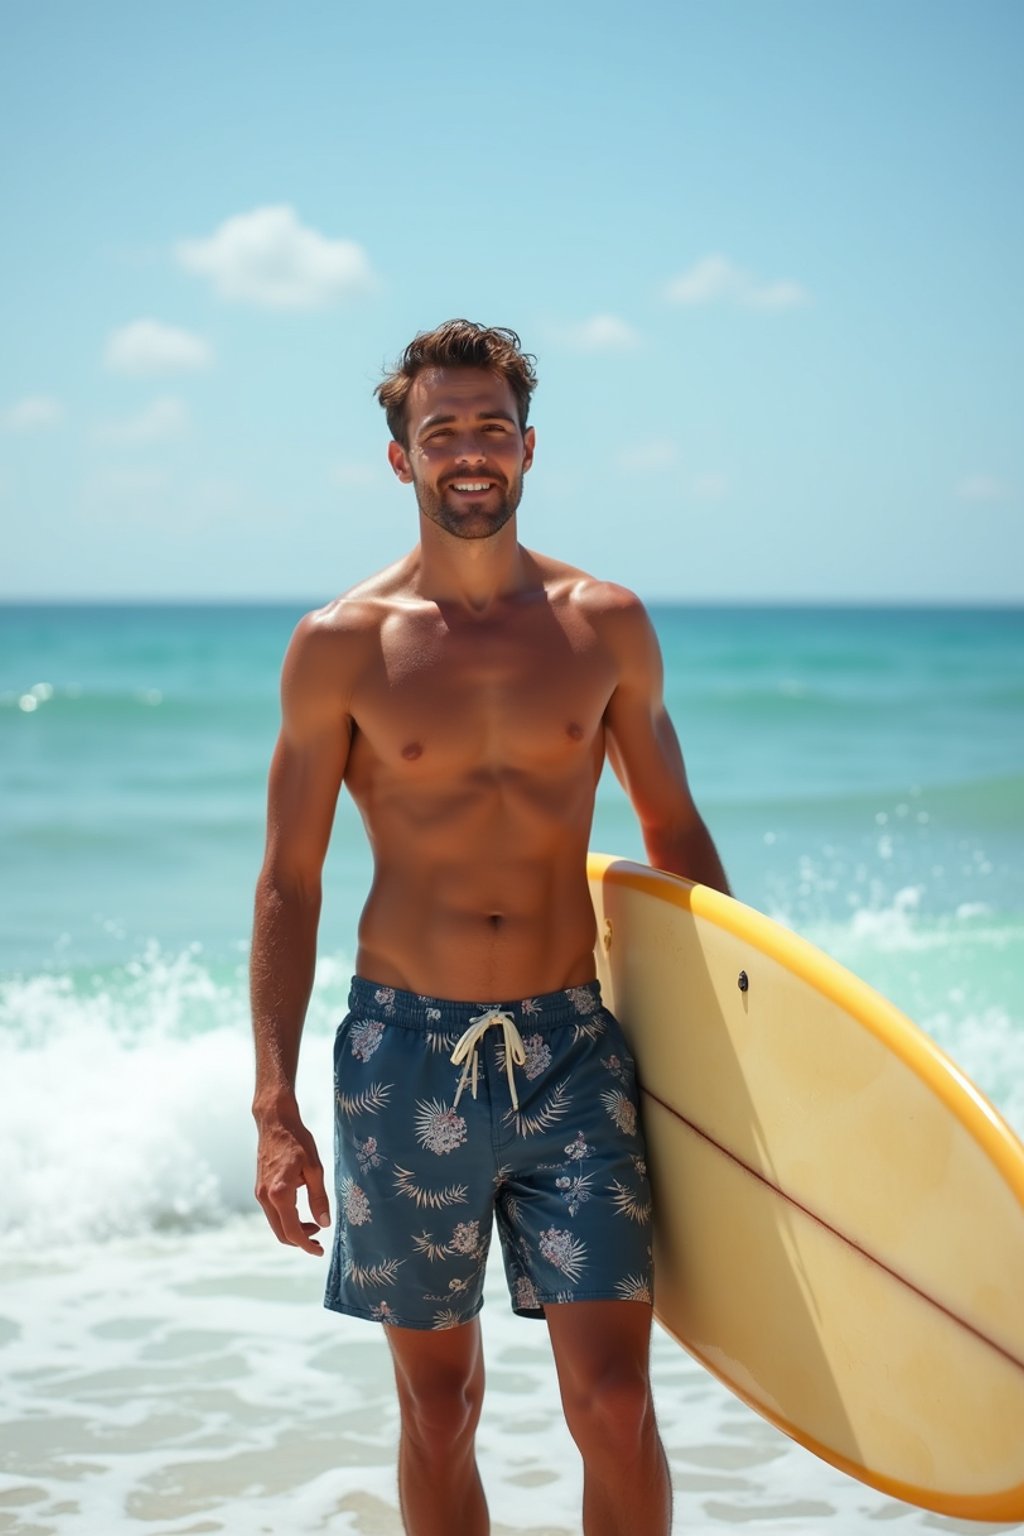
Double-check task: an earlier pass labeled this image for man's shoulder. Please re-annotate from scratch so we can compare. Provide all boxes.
[281,564,414,708]
[532,550,650,627]
[293,558,415,646]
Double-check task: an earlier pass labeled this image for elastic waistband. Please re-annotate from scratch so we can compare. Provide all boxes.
[346,976,603,1032]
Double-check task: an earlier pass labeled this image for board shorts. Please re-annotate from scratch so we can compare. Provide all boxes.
[324,976,653,1331]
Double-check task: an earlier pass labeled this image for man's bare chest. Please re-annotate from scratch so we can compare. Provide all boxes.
[348,609,616,773]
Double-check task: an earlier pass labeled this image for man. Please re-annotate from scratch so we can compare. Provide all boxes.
[251,320,730,1536]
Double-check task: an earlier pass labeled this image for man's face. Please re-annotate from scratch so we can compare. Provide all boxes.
[388,367,535,540]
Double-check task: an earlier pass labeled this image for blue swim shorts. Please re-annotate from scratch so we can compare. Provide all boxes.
[324,977,653,1331]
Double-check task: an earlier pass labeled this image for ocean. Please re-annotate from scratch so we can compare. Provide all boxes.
[2,600,1022,1535]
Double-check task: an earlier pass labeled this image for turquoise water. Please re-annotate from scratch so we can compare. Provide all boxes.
[2,601,1022,1245]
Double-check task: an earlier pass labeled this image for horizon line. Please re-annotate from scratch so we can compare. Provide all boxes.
[2,594,1022,611]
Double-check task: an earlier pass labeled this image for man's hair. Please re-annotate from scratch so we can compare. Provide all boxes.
[375,319,538,447]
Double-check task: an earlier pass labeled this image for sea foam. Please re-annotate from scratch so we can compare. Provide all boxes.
[0,946,349,1248]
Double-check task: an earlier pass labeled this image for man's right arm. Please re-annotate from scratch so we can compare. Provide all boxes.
[250,609,353,1255]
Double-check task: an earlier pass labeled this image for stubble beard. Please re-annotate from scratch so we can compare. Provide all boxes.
[414,473,524,541]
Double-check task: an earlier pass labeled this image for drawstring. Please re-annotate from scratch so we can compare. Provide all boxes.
[451,1009,527,1110]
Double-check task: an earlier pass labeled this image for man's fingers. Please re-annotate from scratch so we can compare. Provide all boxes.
[267,1177,322,1254]
[304,1160,332,1228]
[255,1182,287,1243]
[297,1220,325,1256]
[254,1123,329,1254]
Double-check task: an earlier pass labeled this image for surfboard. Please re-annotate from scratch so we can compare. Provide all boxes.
[587,852,1024,1522]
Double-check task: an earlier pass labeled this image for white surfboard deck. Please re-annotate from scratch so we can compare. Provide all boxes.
[588,853,1024,1522]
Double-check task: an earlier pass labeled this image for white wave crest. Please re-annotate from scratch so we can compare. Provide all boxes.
[0,945,348,1247]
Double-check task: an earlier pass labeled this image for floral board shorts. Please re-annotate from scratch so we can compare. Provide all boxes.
[324,976,654,1331]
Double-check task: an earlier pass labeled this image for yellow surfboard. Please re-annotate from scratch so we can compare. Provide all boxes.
[588,853,1024,1522]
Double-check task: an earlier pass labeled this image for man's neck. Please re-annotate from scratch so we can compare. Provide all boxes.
[415,518,532,613]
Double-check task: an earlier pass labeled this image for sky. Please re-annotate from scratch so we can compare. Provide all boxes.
[2,0,1021,604]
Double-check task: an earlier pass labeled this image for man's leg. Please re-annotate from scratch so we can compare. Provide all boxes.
[386,1318,488,1536]
[546,1299,671,1536]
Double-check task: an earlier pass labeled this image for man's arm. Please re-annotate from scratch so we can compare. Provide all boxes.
[251,610,352,1255]
[602,590,731,895]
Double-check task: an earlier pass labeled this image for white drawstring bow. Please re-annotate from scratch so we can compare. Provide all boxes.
[450,1009,527,1110]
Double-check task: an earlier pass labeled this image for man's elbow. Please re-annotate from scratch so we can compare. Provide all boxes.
[641,815,731,896]
[254,858,323,914]
[640,805,705,852]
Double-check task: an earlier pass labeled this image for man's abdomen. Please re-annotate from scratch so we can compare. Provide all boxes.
[354,856,599,1001]
[347,751,604,998]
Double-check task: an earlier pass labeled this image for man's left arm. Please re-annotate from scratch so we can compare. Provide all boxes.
[602,592,731,896]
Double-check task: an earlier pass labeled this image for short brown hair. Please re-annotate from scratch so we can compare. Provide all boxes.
[375,319,538,447]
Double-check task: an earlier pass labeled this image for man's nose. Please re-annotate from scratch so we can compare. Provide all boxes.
[454,436,487,463]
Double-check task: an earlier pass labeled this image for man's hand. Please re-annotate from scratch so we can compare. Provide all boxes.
[254,1099,332,1256]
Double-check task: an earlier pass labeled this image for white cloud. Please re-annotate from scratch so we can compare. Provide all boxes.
[562,314,641,352]
[691,472,730,501]
[616,439,678,472]
[665,255,810,311]
[176,205,374,309]
[745,279,810,312]
[95,397,190,444]
[3,395,64,432]
[105,320,213,376]
[666,255,738,306]
[955,474,1010,503]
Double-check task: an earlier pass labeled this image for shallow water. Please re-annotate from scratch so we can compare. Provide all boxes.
[2,1223,1020,1536]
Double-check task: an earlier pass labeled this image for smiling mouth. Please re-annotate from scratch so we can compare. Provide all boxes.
[446,480,498,494]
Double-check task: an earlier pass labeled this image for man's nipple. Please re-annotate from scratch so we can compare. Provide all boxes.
[401,741,423,761]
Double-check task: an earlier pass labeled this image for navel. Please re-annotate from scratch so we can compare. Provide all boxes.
[401,741,423,761]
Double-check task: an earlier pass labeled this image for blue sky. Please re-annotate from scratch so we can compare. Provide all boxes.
[2,0,1021,602]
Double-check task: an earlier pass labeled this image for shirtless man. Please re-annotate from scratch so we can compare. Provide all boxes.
[251,320,730,1536]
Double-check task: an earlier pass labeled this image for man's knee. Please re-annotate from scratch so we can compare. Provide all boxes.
[561,1365,654,1456]
[394,1355,485,1454]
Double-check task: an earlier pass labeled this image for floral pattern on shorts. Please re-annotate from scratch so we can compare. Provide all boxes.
[325,978,653,1331]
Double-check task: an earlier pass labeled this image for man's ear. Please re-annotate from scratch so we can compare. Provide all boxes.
[522,426,536,475]
[387,440,413,484]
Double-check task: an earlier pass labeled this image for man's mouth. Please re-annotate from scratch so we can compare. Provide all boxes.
[446,480,497,495]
